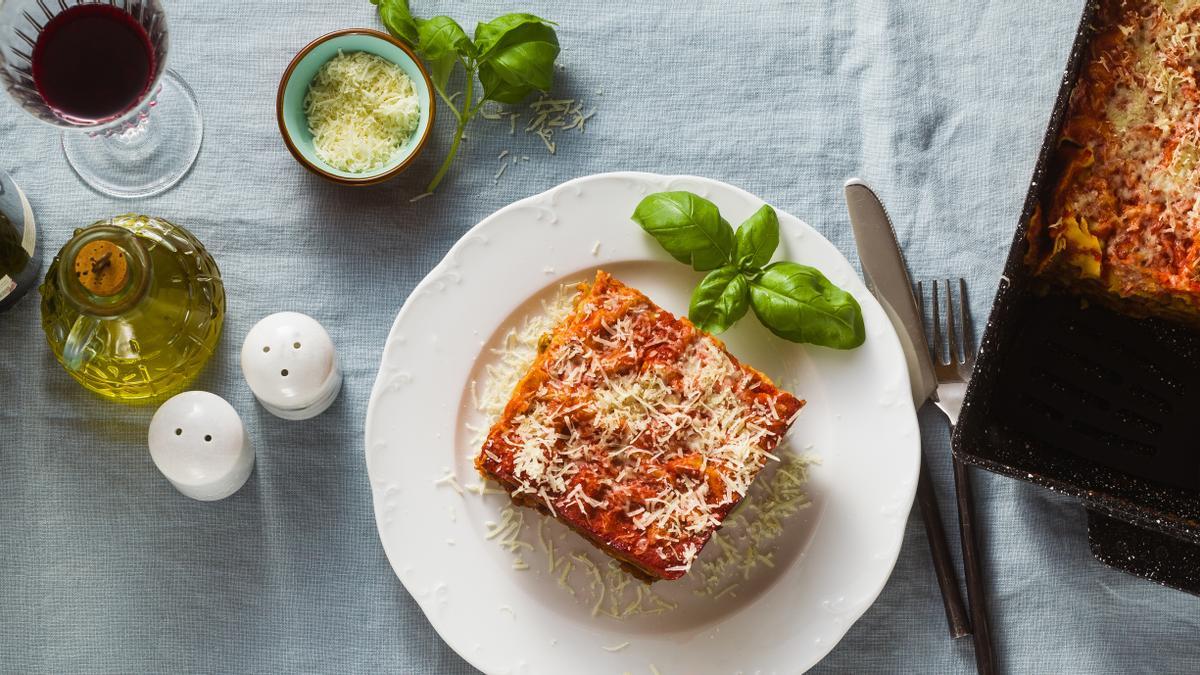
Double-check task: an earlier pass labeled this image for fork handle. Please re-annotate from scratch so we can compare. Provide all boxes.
[915,454,972,639]
[955,458,996,674]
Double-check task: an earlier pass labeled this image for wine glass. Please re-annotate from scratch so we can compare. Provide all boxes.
[0,0,203,198]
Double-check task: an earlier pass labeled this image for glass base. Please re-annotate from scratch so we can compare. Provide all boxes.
[61,70,203,199]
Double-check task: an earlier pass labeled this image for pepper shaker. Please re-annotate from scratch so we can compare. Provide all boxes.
[148,391,254,501]
[241,311,342,420]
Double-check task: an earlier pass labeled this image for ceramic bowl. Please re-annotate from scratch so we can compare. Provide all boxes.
[277,28,435,186]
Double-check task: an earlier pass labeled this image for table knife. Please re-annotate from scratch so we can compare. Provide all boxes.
[843,177,971,639]
[844,178,938,406]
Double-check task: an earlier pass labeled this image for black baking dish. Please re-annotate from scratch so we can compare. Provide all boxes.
[953,0,1200,595]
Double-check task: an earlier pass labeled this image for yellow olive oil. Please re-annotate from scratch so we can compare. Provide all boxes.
[40,214,224,404]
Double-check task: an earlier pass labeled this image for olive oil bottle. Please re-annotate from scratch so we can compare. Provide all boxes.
[0,170,39,314]
[40,214,225,403]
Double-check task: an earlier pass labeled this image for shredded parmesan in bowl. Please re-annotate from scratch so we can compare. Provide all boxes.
[303,50,420,174]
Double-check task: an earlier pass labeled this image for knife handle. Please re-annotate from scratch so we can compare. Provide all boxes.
[916,454,972,639]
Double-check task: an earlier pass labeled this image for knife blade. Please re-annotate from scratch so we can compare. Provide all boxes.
[844,178,938,406]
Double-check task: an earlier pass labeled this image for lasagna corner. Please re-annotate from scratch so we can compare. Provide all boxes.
[1027,0,1200,321]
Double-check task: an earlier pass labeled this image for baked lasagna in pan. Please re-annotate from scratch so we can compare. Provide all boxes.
[1026,0,1200,321]
[477,271,803,581]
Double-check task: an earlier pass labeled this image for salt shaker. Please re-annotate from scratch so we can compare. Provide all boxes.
[241,311,342,420]
[148,391,254,501]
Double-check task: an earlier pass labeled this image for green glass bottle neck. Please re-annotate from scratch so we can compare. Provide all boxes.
[57,225,151,318]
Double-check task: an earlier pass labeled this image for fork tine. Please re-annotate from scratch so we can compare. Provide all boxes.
[943,279,959,365]
[958,278,974,361]
[915,280,926,337]
[931,280,943,365]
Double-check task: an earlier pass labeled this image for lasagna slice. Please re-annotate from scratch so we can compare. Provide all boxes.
[476,271,803,581]
[1026,0,1200,321]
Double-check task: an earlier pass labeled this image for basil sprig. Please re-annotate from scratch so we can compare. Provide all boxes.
[634,191,866,349]
[371,1,560,192]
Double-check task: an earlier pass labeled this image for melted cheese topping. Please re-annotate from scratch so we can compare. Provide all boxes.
[477,272,803,579]
[1030,0,1200,316]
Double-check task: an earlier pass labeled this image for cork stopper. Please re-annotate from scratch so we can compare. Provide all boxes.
[73,239,128,296]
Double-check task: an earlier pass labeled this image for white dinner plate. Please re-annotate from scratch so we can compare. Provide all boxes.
[365,172,919,674]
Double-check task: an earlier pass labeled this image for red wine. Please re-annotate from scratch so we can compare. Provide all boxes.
[32,4,155,122]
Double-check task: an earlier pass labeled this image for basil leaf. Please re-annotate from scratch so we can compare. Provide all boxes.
[428,55,457,92]
[689,266,749,335]
[749,262,865,349]
[373,0,418,46]
[418,16,473,60]
[477,24,559,101]
[478,62,535,103]
[632,192,735,271]
[474,13,556,56]
[734,204,779,270]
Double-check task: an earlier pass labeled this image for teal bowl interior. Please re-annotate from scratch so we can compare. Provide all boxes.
[280,31,433,181]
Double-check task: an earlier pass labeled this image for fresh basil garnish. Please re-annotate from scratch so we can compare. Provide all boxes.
[417,16,473,61]
[631,191,734,272]
[371,2,560,191]
[373,0,418,46]
[749,262,865,349]
[474,14,558,60]
[632,191,865,349]
[689,265,750,335]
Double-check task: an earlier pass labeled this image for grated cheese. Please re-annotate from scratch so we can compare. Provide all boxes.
[470,285,579,449]
[480,94,596,157]
[691,452,813,597]
[304,51,420,173]
[484,506,534,553]
[433,471,464,495]
[465,482,507,496]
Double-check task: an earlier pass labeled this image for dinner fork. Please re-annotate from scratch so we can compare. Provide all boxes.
[918,279,995,675]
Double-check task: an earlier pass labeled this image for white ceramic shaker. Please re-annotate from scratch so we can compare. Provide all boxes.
[148,391,254,501]
[240,311,342,420]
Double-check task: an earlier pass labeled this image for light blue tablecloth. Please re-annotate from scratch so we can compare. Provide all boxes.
[4,1,1200,672]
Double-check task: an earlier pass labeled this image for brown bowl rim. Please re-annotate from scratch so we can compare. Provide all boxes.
[276,28,436,187]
